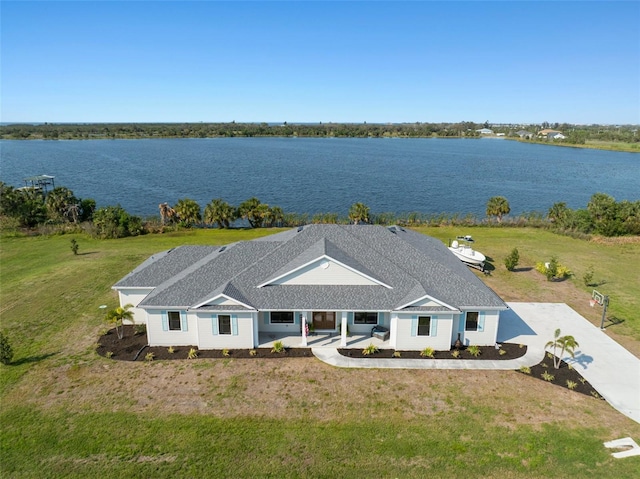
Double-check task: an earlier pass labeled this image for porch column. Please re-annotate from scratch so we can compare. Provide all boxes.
[389,313,398,349]
[253,313,259,348]
[301,313,307,347]
[340,311,348,347]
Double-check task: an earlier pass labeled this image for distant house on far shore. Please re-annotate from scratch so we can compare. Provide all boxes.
[538,128,565,140]
[516,130,533,139]
[476,128,494,135]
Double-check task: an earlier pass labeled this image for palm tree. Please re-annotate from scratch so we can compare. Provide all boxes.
[348,202,370,224]
[174,198,201,227]
[238,197,266,228]
[264,205,284,227]
[548,202,569,225]
[486,196,511,223]
[159,203,169,225]
[159,202,179,225]
[45,186,78,223]
[204,198,237,228]
[545,328,580,369]
[105,304,134,340]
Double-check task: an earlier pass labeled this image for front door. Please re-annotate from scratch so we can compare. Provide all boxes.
[313,311,336,330]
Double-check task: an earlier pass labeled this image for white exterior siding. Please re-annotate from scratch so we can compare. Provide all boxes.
[453,310,501,346]
[146,310,198,347]
[393,313,454,351]
[197,312,255,349]
[117,288,153,324]
[271,259,379,286]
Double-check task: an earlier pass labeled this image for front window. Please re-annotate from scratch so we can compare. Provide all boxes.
[354,312,378,325]
[270,311,294,324]
[219,315,231,335]
[465,312,479,331]
[417,316,431,336]
[168,311,181,331]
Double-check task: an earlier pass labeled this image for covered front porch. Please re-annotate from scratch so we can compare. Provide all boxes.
[257,331,390,350]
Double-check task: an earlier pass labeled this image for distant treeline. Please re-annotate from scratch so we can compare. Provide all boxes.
[1,122,638,144]
[1,182,638,239]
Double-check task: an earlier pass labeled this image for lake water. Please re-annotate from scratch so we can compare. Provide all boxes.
[1,137,638,218]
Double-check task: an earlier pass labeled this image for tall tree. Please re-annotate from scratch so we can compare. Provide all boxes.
[158,202,178,225]
[238,197,267,228]
[348,202,370,224]
[204,198,237,228]
[174,198,201,227]
[45,187,78,222]
[547,202,570,225]
[92,205,143,239]
[486,196,511,223]
[264,205,284,228]
[587,192,620,235]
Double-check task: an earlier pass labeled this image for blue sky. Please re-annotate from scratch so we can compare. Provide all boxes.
[2,1,639,124]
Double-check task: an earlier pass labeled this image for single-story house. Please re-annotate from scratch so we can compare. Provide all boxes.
[476,128,494,135]
[516,130,533,139]
[538,128,565,139]
[113,225,508,351]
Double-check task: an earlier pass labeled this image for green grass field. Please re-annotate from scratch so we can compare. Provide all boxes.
[415,227,640,347]
[1,227,639,478]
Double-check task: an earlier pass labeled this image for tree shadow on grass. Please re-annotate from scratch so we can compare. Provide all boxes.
[77,251,99,256]
[10,352,58,366]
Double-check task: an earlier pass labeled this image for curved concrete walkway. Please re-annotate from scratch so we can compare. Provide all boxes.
[312,346,539,371]
[312,302,640,424]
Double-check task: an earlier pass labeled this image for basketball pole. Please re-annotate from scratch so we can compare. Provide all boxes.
[592,289,609,331]
[600,295,609,330]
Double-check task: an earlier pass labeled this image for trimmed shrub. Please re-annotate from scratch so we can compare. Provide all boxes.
[0,331,13,365]
[504,247,519,271]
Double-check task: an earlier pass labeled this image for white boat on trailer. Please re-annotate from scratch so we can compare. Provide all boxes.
[448,239,486,270]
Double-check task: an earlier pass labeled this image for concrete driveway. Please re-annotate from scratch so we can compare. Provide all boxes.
[500,302,640,424]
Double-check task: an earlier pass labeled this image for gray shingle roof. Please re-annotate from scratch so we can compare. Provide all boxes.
[113,246,218,288]
[118,225,506,312]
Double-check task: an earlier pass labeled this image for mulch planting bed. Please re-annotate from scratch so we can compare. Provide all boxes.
[522,358,603,398]
[337,342,527,360]
[96,326,312,361]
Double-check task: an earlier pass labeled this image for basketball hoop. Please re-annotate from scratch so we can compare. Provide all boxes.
[592,289,610,330]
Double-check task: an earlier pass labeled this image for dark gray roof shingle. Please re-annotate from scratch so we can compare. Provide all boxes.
[117,225,506,312]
